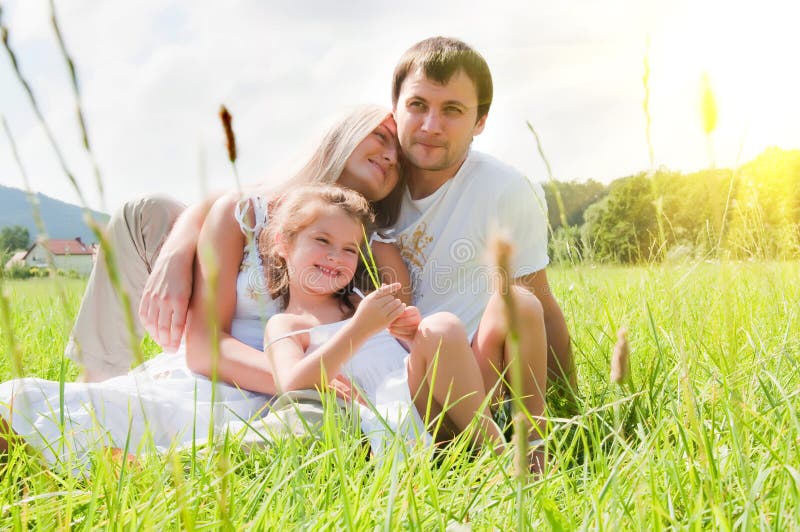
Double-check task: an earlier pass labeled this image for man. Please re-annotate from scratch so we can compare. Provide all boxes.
[388,37,574,445]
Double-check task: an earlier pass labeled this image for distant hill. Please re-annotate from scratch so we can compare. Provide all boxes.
[0,184,109,244]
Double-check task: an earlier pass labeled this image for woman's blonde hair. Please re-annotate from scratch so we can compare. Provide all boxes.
[260,185,375,311]
[275,104,404,228]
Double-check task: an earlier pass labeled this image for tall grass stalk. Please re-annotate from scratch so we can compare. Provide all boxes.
[526,120,568,232]
[490,234,528,529]
[1,8,144,369]
[642,40,668,260]
[48,0,106,212]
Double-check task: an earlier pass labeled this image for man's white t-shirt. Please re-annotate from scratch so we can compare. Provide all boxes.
[393,149,549,336]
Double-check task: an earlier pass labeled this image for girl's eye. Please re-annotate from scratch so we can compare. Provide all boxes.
[315,237,329,244]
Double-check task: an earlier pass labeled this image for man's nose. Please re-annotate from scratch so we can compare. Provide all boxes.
[421,110,442,133]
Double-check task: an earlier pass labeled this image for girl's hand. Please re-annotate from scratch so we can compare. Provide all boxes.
[351,283,405,337]
[388,305,421,343]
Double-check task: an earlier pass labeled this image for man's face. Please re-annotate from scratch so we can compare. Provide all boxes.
[394,68,486,177]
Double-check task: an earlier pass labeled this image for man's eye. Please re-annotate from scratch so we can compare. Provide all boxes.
[444,106,463,115]
[409,101,425,110]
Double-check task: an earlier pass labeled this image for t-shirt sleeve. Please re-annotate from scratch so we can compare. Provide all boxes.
[493,175,550,277]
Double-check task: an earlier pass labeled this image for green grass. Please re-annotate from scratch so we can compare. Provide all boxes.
[1,263,799,529]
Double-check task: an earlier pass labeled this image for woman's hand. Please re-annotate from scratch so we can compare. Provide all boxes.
[351,283,405,338]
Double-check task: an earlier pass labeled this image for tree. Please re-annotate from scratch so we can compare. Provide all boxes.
[581,174,658,263]
[0,225,30,252]
[543,179,608,230]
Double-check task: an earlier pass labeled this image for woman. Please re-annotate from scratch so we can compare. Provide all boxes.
[0,105,413,467]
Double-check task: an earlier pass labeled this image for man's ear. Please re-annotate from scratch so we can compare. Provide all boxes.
[472,113,487,137]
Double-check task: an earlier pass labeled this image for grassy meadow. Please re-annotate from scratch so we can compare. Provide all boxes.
[1,261,798,529]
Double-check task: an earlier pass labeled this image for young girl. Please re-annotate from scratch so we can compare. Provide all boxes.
[260,185,504,455]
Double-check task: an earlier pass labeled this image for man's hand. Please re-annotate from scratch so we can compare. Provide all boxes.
[138,251,193,352]
[388,305,421,344]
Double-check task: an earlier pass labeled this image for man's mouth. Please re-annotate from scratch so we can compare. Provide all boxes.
[416,140,445,149]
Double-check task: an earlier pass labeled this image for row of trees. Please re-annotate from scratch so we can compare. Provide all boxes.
[3,147,798,270]
[543,147,800,264]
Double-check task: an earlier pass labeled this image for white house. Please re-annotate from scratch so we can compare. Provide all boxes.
[21,237,96,276]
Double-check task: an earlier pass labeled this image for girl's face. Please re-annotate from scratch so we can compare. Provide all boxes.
[279,205,363,296]
[337,117,400,202]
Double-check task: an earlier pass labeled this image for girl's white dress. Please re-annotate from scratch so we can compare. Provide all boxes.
[0,196,281,469]
[301,320,432,456]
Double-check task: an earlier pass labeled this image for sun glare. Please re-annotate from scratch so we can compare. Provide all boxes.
[649,0,798,168]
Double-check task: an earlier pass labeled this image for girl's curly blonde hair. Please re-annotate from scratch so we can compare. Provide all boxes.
[259,185,375,311]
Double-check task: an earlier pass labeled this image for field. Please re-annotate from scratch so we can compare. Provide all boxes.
[1,262,798,529]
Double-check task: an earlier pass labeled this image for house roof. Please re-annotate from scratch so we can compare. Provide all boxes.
[24,238,95,257]
[4,251,27,269]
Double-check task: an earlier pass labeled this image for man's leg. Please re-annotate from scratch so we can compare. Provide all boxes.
[471,286,548,439]
[65,196,184,381]
[407,312,504,449]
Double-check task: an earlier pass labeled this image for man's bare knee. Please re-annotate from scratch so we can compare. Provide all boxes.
[417,312,469,349]
[511,286,544,325]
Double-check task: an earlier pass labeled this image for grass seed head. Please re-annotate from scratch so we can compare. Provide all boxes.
[219,105,236,163]
[488,229,514,294]
[610,327,630,384]
[700,73,718,136]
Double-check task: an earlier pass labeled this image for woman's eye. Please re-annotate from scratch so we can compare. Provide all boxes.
[375,132,387,143]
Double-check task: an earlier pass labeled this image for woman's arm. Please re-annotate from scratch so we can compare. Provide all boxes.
[184,191,277,394]
[371,241,412,305]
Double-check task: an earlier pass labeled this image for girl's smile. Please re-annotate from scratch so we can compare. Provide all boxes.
[278,205,363,296]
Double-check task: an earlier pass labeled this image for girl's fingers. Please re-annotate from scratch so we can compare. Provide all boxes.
[387,300,406,319]
[376,282,402,295]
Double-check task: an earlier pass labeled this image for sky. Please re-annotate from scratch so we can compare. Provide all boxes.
[1,0,798,214]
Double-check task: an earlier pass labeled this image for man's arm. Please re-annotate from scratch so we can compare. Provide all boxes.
[516,269,575,390]
[138,192,223,351]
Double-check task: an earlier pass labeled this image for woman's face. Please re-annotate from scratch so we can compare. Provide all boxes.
[337,117,400,201]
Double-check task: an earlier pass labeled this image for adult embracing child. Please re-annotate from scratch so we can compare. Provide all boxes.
[0,105,408,466]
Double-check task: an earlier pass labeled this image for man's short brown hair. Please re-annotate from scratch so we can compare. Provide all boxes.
[392,36,493,122]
